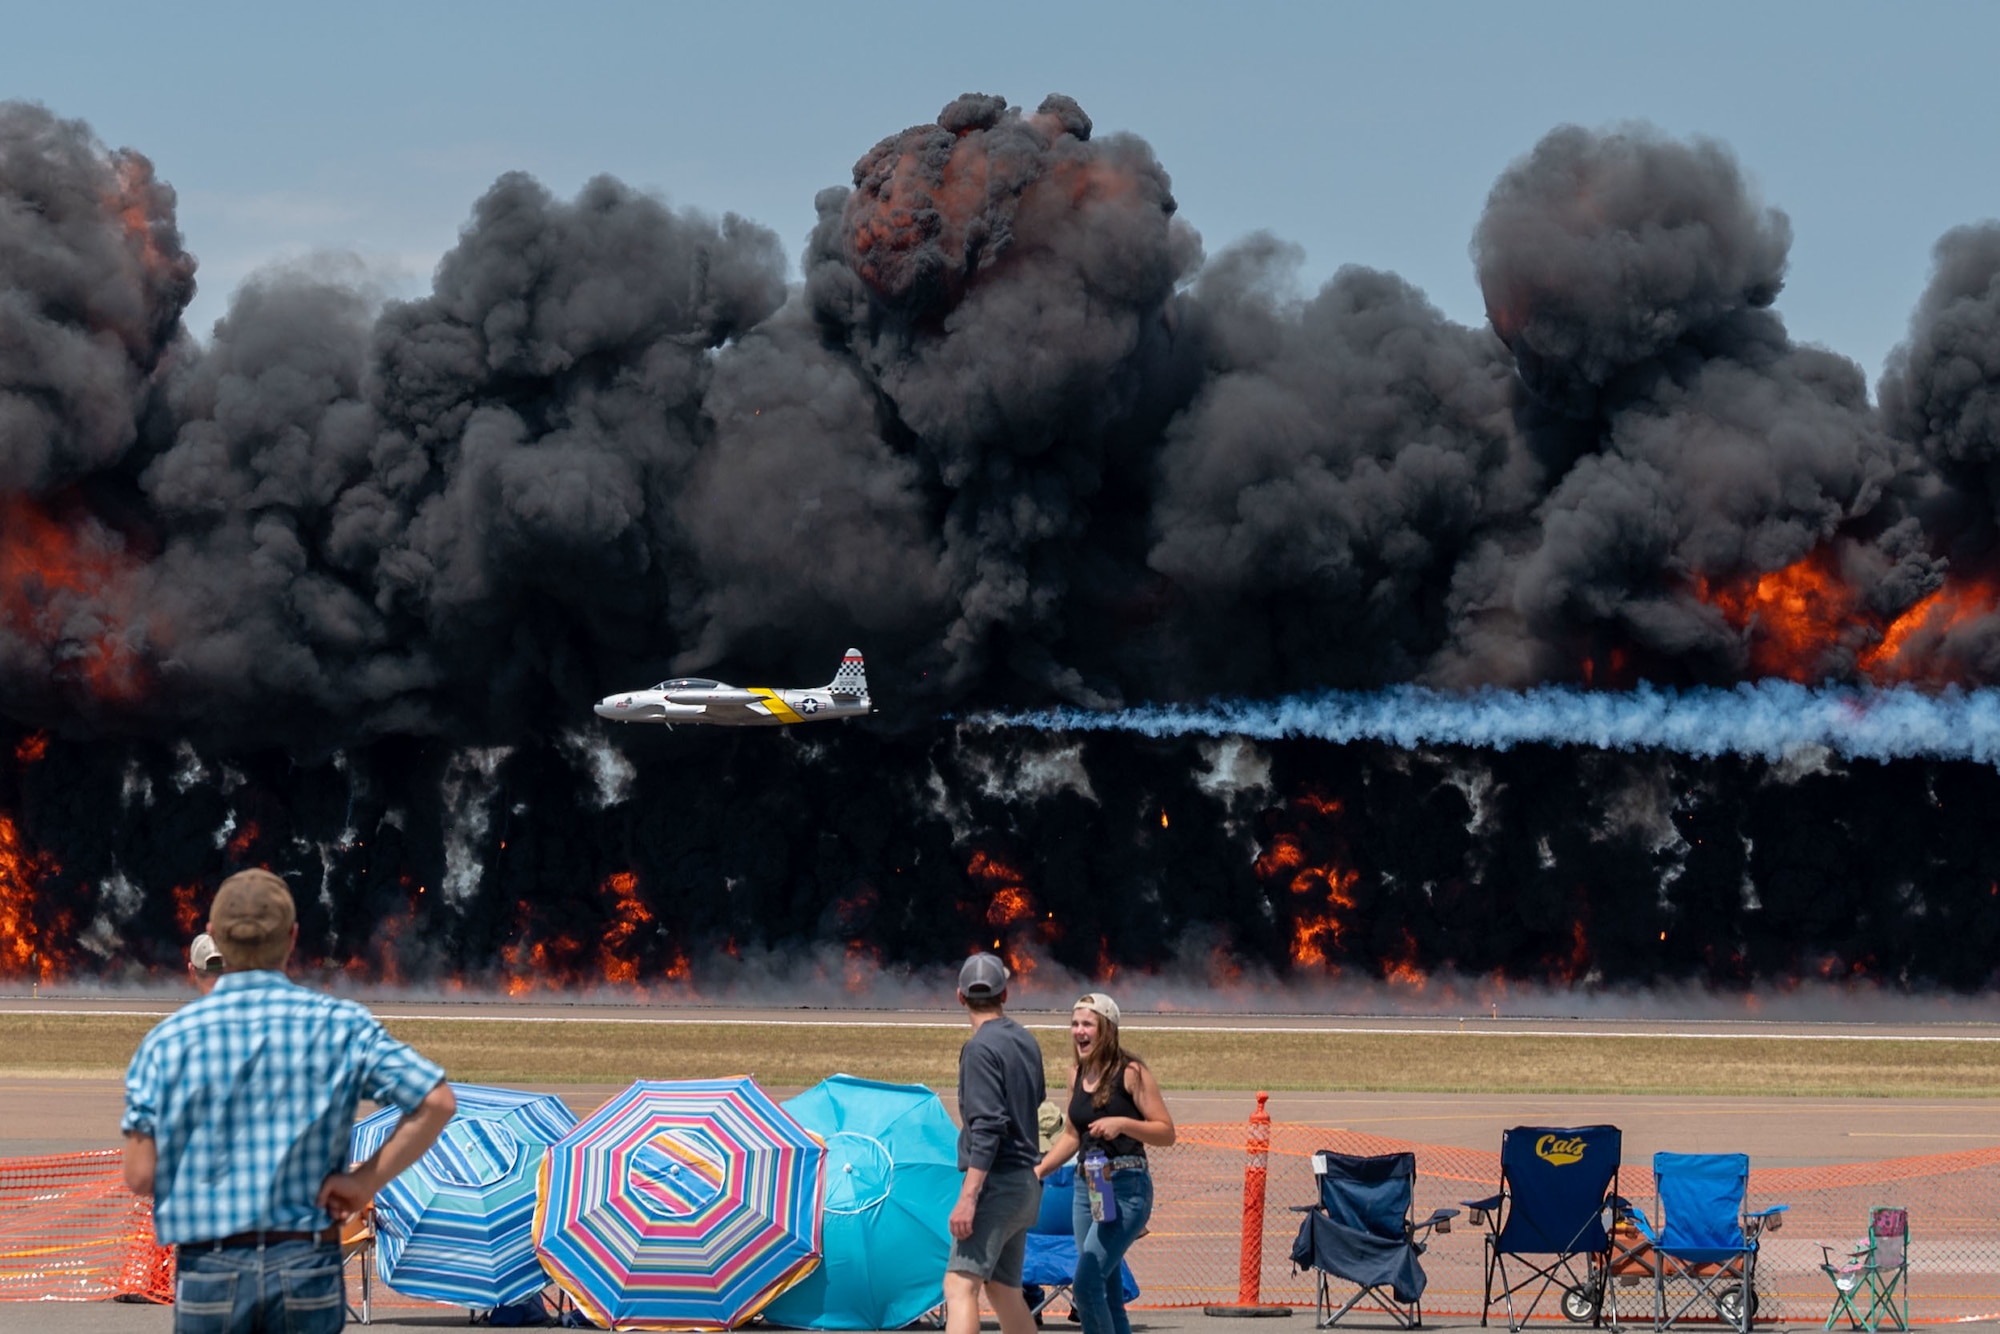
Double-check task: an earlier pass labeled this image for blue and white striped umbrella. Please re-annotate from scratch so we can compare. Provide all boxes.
[350,1083,578,1309]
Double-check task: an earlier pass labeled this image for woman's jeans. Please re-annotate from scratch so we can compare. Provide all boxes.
[1071,1168,1153,1334]
[173,1238,345,1334]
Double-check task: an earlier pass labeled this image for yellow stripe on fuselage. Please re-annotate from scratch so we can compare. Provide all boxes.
[748,687,804,723]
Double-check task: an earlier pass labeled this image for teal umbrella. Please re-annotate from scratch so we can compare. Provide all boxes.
[765,1075,960,1330]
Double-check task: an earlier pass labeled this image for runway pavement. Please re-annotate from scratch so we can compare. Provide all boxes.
[8,991,2000,1040]
[10,1077,2000,1167]
[8,995,2000,1330]
[8,994,2000,1162]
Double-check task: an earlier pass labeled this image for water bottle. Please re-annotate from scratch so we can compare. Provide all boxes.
[1082,1149,1118,1224]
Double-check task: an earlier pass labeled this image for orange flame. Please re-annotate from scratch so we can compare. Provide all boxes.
[1858,573,2000,683]
[0,495,146,702]
[1258,792,1361,970]
[170,883,202,937]
[986,886,1031,928]
[225,821,260,862]
[1694,548,1854,680]
[0,813,66,981]
[1542,919,1593,985]
[110,156,174,284]
[968,852,1042,977]
[13,732,48,765]
[596,870,653,986]
[1381,929,1427,988]
[844,940,883,994]
[1693,548,2000,684]
[1253,834,1305,879]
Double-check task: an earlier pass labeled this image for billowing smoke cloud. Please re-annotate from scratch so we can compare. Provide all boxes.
[9,96,2000,992]
[1877,224,2000,679]
[0,103,194,494]
[1445,126,1939,687]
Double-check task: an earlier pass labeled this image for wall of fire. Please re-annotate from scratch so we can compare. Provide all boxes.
[5,723,1997,994]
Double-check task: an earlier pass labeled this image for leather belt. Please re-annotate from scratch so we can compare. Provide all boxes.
[182,1226,340,1251]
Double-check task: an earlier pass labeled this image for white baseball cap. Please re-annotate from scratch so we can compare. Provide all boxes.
[1073,992,1120,1025]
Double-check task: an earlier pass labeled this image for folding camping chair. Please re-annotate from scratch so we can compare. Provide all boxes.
[1289,1149,1459,1328]
[1463,1126,1622,1331]
[340,1206,374,1325]
[1821,1207,1909,1332]
[1616,1152,1786,1334]
[1020,1163,1138,1323]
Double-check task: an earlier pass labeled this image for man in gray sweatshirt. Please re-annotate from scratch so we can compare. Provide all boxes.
[944,953,1047,1334]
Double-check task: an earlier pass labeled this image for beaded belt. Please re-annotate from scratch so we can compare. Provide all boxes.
[1107,1155,1148,1173]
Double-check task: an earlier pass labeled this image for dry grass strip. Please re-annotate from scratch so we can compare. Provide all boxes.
[5,1014,1999,1096]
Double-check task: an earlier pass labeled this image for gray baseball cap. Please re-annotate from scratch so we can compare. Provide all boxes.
[189,933,224,973]
[958,952,1010,1001]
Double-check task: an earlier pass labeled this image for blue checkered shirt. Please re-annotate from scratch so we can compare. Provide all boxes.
[122,971,445,1245]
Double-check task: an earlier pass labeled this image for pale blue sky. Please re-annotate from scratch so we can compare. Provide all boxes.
[5,2,1997,388]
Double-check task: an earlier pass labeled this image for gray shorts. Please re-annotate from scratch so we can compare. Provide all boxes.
[946,1166,1044,1287]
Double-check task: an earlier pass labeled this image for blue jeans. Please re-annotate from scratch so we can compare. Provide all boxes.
[173,1239,345,1334]
[1072,1168,1153,1334]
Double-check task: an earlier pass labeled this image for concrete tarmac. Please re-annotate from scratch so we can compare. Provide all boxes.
[8,999,2000,1162]
[9,992,2000,1040]
[9,996,1999,1330]
[10,1076,2000,1167]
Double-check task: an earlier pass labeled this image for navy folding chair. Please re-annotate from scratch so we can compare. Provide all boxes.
[1463,1126,1622,1331]
[1619,1152,1785,1333]
[1290,1150,1458,1328]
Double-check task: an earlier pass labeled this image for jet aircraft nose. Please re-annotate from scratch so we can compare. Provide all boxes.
[594,696,623,719]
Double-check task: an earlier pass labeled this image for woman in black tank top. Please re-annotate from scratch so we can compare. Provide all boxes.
[1033,992,1175,1334]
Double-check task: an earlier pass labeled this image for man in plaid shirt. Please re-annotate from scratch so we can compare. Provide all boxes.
[124,869,456,1333]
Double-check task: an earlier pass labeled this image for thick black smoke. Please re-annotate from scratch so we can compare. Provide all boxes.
[7,95,2000,990]
[0,103,194,494]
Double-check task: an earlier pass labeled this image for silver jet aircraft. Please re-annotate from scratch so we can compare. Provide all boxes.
[594,650,871,728]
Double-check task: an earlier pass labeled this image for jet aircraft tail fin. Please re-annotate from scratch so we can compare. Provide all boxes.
[829,648,867,698]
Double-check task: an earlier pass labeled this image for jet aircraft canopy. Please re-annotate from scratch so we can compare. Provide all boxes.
[652,678,721,691]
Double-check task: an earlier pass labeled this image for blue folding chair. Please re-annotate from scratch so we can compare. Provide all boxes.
[1463,1126,1622,1331]
[1619,1152,1786,1333]
[1020,1164,1138,1322]
[1289,1150,1458,1328]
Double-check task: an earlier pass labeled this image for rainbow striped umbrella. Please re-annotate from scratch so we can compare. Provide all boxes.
[350,1083,578,1309]
[533,1077,825,1331]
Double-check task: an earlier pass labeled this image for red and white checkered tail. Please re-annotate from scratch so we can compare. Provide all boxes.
[829,649,867,697]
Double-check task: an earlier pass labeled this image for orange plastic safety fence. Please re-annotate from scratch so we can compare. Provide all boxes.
[1128,1124,2000,1324]
[0,1149,172,1304]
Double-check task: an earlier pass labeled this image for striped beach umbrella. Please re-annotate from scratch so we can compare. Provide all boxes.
[349,1083,578,1309]
[533,1077,825,1331]
[764,1075,960,1331]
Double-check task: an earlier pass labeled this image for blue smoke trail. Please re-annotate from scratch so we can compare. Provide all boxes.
[971,682,2000,764]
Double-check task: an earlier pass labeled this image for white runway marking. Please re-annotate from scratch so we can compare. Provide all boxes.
[10,1008,2000,1041]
